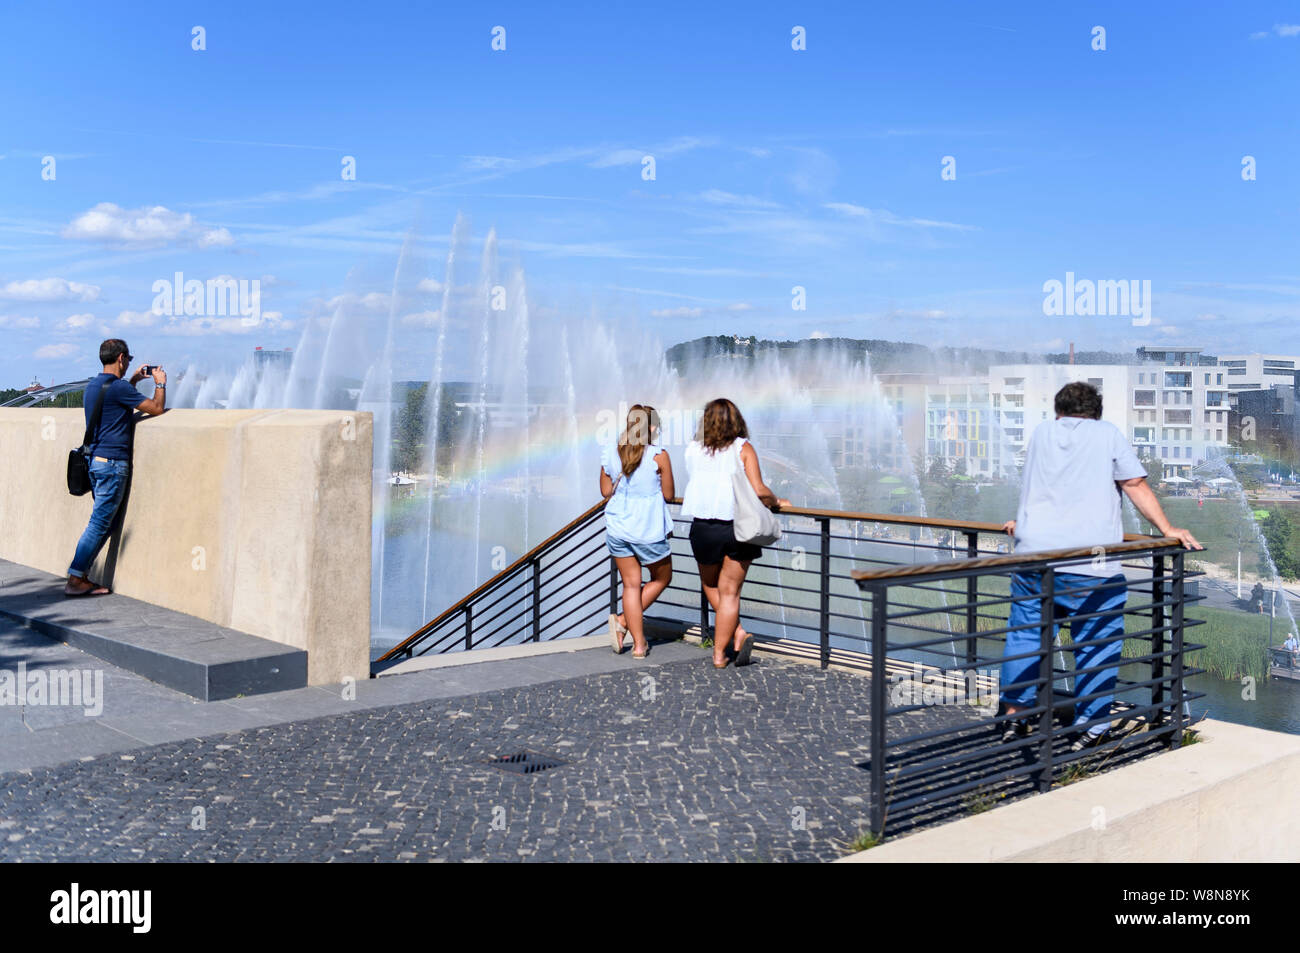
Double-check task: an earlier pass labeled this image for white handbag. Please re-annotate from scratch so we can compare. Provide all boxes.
[731,440,782,546]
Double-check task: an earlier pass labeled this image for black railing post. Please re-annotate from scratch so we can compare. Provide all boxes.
[1170,550,1185,749]
[820,516,831,670]
[870,583,888,838]
[1152,553,1167,736]
[1151,553,1166,731]
[965,531,979,667]
[464,604,473,651]
[1037,567,1055,793]
[531,556,542,642]
[609,558,619,618]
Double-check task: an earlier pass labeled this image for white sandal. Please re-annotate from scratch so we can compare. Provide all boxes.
[609,613,629,654]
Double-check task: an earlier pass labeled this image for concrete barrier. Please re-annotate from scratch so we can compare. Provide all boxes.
[840,718,1300,862]
[0,408,372,685]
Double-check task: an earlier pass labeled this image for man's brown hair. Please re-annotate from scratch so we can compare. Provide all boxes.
[1055,381,1103,419]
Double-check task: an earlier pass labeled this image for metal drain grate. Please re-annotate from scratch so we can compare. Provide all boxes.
[486,751,566,775]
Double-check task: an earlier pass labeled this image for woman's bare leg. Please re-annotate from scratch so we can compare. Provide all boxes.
[639,556,673,614]
[615,556,650,655]
[714,556,751,661]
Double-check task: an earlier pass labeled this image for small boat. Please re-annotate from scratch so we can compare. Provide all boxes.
[1269,648,1300,682]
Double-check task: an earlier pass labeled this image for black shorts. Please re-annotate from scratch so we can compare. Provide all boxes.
[688,518,762,565]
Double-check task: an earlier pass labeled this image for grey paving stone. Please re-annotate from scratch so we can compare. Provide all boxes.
[98,706,270,747]
[0,655,927,861]
[219,685,360,721]
[0,721,143,774]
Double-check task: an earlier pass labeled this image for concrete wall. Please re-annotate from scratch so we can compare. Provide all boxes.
[0,408,372,685]
[842,719,1300,862]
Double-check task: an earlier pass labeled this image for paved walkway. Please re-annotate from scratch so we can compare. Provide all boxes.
[0,619,938,862]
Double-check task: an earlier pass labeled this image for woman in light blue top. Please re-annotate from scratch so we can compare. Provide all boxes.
[600,404,674,658]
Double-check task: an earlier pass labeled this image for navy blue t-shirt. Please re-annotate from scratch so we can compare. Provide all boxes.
[83,373,146,460]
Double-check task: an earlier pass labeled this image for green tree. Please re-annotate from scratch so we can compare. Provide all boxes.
[1261,511,1299,580]
[1140,453,1163,486]
[390,383,428,473]
[390,383,467,474]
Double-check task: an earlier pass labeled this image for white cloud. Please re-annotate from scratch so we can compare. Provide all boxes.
[726,303,754,312]
[589,136,714,168]
[62,203,234,248]
[0,315,39,328]
[417,278,443,295]
[649,306,703,318]
[400,310,441,327]
[809,330,829,339]
[462,155,513,170]
[114,309,160,328]
[160,312,291,336]
[35,342,76,359]
[302,291,391,318]
[197,227,234,248]
[824,203,975,231]
[0,277,101,302]
[697,189,781,209]
[61,313,95,329]
[1251,23,1300,38]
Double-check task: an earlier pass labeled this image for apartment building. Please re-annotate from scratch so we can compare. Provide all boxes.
[924,376,1001,476]
[985,364,1134,473]
[1215,352,1300,394]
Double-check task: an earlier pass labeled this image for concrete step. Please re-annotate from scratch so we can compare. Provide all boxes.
[0,559,306,701]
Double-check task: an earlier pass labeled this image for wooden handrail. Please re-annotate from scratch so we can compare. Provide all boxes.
[851,535,1186,583]
[380,493,1183,662]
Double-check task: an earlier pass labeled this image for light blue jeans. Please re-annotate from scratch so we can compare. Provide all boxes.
[1000,571,1127,734]
[68,458,130,578]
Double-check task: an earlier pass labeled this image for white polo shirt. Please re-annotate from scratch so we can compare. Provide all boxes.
[1013,417,1148,577]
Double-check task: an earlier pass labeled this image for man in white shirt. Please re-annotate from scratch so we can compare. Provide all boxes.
[1000,382,1201,751]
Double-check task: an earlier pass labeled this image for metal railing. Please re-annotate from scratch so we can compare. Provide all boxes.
[378,498,1023,663]
[376,500,618,661]
[851,539,1204,836]
[377,495,1204,836]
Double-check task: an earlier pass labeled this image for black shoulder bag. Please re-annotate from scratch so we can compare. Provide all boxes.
[67,381,108,496]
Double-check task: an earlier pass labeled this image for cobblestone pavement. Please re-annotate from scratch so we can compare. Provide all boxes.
[0,653,982,862]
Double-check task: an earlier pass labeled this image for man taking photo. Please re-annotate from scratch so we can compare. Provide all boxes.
[65,339,167,596]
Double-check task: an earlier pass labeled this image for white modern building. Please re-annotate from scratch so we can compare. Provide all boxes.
[1214,352,1300,394]
[979,348,1236,479]
[986,364,1135,473]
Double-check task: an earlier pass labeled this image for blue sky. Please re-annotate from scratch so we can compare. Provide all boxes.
[2,0,1298,387]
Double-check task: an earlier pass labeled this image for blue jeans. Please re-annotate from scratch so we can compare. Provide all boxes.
[68,458,130,578]
[1000,571,1127,734]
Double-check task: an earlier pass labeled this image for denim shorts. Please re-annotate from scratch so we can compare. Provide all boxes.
[607,535,671,564]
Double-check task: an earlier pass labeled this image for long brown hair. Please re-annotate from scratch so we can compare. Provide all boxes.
[698,398,748,452]
[617,404,660,477]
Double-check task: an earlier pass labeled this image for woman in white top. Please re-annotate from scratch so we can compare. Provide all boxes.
[680,398,789,669]
[600,404,674,659]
